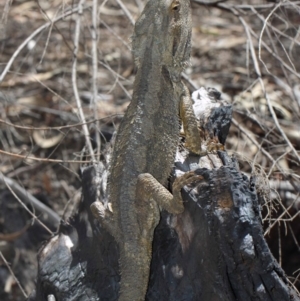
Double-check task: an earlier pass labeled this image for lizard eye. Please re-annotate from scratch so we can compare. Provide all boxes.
[171,0,180,11]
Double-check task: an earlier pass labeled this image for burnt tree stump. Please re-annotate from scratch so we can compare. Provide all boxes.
[27,88,300,301]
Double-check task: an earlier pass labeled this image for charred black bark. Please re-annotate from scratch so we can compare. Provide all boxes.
[148,162,298,300]
[27,88,300,301]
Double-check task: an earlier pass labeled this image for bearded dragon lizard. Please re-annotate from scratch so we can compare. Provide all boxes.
[91,0,204,300]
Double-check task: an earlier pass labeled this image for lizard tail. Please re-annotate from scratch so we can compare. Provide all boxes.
[118,240,153,301]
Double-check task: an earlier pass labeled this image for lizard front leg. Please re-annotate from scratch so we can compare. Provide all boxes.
[180,84,225,154]
[180,84,206,155]
[90,201,121,244]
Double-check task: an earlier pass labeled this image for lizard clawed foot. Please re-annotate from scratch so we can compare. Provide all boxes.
[173,171,204,188]
[206,140,225,153]
[172,171,204,207]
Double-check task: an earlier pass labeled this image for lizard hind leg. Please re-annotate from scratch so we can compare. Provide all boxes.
[137,173,184,215]
[137,172,204,216]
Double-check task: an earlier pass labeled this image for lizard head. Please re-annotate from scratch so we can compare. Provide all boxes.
[132,0,192,75]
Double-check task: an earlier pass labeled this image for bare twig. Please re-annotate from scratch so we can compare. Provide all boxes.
[278,222,282,266]
[236,13,300,163]
[267,149,291,178]
[100,19,131,50]
[0,149,92,164]
[91,0,101,161]
[0,173,58,233]
[258,2,285,75]
[232,118,284,174]
[0,4,90,83]
[264,195,300,236]
[254,30,300,80]
[0,117,116,131]
[218,1,300,10]
[115,0,135,25]
[192,0,229,8]
[250,7,300,48]
[35,0,57,64]
[0,0,13,39]
[0,251,28,298]
[98,60,132,99]
[72,0,95,163]
[214,2,300,80]
[0,223,30,242]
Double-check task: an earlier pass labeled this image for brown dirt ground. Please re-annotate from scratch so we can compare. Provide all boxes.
[0,0,300,299]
